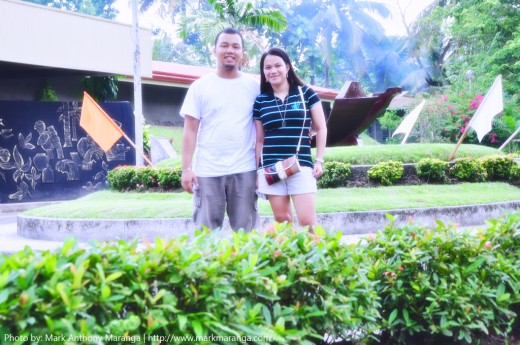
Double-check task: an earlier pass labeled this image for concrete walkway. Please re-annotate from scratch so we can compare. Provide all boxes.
[2,200,520,255]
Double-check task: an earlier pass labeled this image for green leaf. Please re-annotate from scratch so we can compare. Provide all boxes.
[464,257,485,273]
[101,284,111,301]
[192,320,203,338]
[403,309,411,326]
[178,314,188,331]
[56,283,70,307]
[105,272,123,283]
[388,309,398,325]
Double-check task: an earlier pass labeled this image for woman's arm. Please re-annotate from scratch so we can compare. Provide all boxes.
[310,102,327,177]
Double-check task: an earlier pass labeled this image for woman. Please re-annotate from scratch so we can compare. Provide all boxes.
[254,47,327,229]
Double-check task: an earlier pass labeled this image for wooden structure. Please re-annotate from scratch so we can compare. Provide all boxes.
[325,81,402,146]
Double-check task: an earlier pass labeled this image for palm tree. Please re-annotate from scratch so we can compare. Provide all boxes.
[308,0,392,89]
[177,0,287,70]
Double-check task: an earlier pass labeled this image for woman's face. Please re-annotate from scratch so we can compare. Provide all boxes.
[263,54,290,87]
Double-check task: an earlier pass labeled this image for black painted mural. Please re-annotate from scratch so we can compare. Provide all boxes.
[0,101,135,203]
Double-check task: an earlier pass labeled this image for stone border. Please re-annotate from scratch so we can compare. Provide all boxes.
[17,200,520,241]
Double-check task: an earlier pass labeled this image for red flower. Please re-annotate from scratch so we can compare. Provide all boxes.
[469,94,484,111]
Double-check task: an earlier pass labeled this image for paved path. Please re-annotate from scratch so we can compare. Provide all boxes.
[0,200,504,255]
[0,209,370,254]
[0,212,65,253]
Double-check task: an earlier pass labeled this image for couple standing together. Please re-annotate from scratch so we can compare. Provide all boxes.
[180,28,327,232]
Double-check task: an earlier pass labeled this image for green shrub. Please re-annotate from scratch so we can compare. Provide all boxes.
[107,166,181,191]
[157,167,182,190]
[479,155,516,181]
[368,160,404,186]
[510,162,520,182]
[0,225,380,344]
[3,213,520,344]
[317,161,351,188]
[449,157,487,182]
[364,216,519,344]
[133,166,159,189]
[106,165,136,191]
[40,84,58,101]
[417,158,449,183]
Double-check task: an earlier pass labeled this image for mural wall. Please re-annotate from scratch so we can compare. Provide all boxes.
[0,101,135,203]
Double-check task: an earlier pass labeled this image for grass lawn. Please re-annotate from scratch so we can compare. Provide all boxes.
[147,125,507,168]
[24,183,520,219]
[148,125,183,153]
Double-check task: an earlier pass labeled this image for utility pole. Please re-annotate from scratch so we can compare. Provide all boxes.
[132,0,144,166]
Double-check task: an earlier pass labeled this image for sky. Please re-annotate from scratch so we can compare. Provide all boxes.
[376,0,436,36]
[114,0,436,37]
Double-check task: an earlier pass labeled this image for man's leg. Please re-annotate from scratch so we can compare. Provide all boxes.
[225,170,259,232]
[193,176,226,230]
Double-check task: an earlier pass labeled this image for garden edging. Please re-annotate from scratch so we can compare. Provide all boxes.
[17,200,520,241]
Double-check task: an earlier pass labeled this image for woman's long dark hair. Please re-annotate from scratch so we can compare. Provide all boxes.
[259,48,304,94]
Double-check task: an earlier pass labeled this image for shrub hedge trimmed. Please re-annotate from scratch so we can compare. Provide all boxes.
[107,156,519,192]
[2,213,520,344]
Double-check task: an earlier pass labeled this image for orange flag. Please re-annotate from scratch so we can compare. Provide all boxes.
[80,92,124,152]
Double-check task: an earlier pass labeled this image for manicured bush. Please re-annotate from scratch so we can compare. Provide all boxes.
[510,162,520,183]
[107,166,181,191]
[133,166,160,189]
[363,215,520,344]
[0,225,380,344]
[157,167,182,190]
[106,165,136,191]
[416,158,449,183]
[448,157,487,182]
[479,155,516,181]
[317,161,351,188]
[3,213,520,344]
[368,160,404,186]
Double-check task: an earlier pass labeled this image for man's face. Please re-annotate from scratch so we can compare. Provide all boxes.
[214,33,243,71]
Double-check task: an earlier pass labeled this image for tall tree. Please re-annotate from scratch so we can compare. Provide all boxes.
[176,0,287,69]
[310,0,392,89]
[265,0,394,90]
[23,0,118,18]
[411,0,520,93]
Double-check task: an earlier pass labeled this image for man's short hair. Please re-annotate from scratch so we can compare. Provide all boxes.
[214,27,244,48]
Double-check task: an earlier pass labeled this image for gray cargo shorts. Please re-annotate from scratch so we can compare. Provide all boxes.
[193,170,258,232]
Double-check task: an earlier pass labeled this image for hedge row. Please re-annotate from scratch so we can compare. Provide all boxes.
[106,155,520,191]
[1,212,520,344]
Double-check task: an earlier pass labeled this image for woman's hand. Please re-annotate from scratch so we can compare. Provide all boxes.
[313,161,324,178]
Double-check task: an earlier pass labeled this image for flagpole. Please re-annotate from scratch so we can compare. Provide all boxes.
[448,125,471,161]
[401,132,410,145]
[122,133,154,166]
[132,0,144,166]
[393,100,425,145]
[498,126,520,151]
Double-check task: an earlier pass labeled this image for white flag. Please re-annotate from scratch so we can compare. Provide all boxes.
[469,75,503,142]
[392,100,425,144]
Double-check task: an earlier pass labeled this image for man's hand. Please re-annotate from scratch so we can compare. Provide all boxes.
[181,169,198,194]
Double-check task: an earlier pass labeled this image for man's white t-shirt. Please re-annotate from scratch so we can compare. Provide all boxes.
[180,72,259,177]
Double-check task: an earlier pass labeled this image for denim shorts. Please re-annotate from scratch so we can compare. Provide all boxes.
[257,166,317,196]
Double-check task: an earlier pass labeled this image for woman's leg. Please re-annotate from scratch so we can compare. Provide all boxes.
[268,195,293,223]
[291,193,317,229]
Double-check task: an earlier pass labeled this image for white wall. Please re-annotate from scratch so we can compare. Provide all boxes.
[0,0,152,77]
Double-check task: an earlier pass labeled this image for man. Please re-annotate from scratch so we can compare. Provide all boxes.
[179,28,259,231]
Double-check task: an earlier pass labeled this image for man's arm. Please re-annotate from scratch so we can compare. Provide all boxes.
[181,115,200,193]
